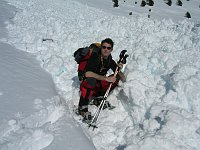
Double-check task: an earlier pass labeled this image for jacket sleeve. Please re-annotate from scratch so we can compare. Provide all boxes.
[110,59,117,72]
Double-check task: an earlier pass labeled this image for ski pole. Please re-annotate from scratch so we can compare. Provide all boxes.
[89,50,128,127]
[89,50,128,129]
[90,60,122,126]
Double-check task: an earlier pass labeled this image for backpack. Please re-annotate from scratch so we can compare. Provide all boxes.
[74,43,101,81]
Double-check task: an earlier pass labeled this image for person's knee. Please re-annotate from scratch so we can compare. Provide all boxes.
[80,78,97,98]
[85,77,96,88]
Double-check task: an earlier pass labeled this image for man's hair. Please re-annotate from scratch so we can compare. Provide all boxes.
[101,38,114,48]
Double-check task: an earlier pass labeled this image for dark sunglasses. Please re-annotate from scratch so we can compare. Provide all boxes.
[102,46,112,50]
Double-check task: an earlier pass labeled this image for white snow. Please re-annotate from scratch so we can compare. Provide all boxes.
[1,0,200,149]
[0,1,95,150]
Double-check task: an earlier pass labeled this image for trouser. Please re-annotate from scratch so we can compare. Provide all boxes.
[78,77,119,109]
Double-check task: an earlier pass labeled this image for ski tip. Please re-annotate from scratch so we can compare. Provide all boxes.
[88,123,98,130]
[108,106,116,110]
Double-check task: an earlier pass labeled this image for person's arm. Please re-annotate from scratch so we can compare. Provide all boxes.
[117,71,126,82]
[85,71,116,83]
[85,52,116,83]
[111,60,126,82]
[116,62,126,82]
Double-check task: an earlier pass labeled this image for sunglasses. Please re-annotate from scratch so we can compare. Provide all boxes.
[102,46,112,50]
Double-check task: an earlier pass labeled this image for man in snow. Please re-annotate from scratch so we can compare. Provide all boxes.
[78,38,125,121]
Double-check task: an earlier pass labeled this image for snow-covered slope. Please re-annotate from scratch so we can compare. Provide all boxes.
[2,0,200,149]
[0,1,95,150]
[75,0,200,22]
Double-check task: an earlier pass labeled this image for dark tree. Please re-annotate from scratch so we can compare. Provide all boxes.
[185,12,191,18]
[141,0,146,7]
[113,0,119,7]
[129,12,132,15]
[164,0,172,6]
[146,0,154,6]
[176,0,182,6]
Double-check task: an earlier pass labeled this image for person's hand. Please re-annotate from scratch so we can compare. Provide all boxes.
[105,76,116,83]
[117,63,123,72]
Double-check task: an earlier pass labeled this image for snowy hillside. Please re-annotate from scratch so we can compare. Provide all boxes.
[1,0,200,149]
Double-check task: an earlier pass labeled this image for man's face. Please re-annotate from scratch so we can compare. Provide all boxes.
[101,42,113,59]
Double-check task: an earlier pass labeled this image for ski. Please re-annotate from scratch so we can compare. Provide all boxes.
[73,105,93,124]
[73,100,115,125]
[89,96,116,110]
